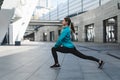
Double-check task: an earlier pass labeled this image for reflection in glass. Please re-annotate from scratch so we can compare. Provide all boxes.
[104,17,117,43]
[85,24,94,42]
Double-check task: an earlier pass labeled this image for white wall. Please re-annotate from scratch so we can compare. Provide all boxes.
[8,0,38,44]
[1,0,38,44]
[2,0,18,9]
[0,9,14,44]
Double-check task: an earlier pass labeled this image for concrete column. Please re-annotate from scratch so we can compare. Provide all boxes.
[0,9,14,45]
[117,14,120,43]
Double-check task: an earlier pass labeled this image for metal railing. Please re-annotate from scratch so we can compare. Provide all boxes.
[40,0,111,20]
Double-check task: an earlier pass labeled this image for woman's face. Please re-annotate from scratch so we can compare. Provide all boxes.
[62,19,68,26]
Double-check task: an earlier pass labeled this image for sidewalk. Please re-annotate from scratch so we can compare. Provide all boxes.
[0,42,120,80]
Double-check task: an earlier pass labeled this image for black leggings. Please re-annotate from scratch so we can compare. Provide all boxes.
[51,47,99,64]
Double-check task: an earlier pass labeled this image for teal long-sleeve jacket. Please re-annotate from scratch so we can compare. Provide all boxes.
[54,26,75,48]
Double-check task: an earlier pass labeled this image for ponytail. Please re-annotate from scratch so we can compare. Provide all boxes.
[70,22,75,33]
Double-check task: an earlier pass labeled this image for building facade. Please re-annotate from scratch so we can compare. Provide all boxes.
[71,0,120,43]
[35,0,120,43]
[35,26,61,42]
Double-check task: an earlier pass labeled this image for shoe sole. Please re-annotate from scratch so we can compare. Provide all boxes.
[99,62,105,69]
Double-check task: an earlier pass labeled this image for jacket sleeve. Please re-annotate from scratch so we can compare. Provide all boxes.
[54,28,68,48]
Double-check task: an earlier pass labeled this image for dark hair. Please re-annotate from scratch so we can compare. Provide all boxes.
[64,17,75,33]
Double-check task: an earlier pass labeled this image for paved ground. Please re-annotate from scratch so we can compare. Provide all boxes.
[0,42,120,80]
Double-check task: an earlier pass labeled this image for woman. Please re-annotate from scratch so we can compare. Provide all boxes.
[50,17,104,69]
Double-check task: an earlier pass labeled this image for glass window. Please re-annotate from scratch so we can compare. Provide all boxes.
[85,24,95,42]
[103,16,117,43]
[50,31,54,41]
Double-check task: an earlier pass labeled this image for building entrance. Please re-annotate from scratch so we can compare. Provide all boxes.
[103,16,117,43]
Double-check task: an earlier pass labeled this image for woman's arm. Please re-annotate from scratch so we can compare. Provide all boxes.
[54,28,68,48]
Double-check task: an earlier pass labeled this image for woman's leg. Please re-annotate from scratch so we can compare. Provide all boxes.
[51,47,104,68]
[70,48,104,69]
[71,48,104,69]
[51,47,59,64]
[51,47,69,68]
[71,48,99,62]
